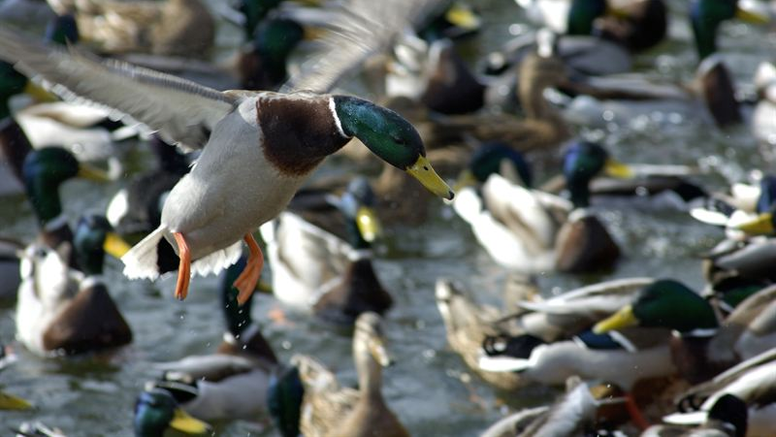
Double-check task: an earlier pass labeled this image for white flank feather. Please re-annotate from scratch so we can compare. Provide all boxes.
[190,239,242,277]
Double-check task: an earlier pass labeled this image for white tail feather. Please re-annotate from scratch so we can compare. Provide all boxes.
[122,226,167,280]
[191,240,242,277]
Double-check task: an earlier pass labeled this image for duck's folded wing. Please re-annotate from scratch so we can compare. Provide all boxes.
[0,28,237,150]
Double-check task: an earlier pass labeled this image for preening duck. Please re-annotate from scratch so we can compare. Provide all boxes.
[0,0,454,306]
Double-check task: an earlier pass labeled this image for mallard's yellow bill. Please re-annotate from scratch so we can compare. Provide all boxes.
[453,169,478,192]
[736,6,771,25]
[604,159,634,179]
[735,213,774,235]
[406,156,455,200]
[593,305,637,334]
[170,408,211,434]
[104,232,132,259]
[356,207,382,242]
[78,163,112,182]
[23,82,57,103]
[369,338,394,367]
[446,3,481,31]
[0,392,32,410]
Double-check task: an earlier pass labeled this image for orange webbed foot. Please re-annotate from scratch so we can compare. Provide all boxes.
[233,233,264,305]
[172,232,191,301]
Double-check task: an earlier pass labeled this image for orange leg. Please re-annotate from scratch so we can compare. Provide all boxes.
[172,232,191,301]
[233,233,264,305]
[625,392,650,431]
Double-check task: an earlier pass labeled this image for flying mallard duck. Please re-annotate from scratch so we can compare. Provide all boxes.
[15,214,132,356]
[143,257,288,425]
[289,312,409,437]
[46,0,215,58]
[260,177,393,326]
[661,348,776,437]
[594,280,776,384]
[452,141,630,273]
[0,0,455,306]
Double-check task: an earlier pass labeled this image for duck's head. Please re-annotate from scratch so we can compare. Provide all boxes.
[339,177,381,249]
[23,147,111,225]
[734,175,776,235]
[354,312,393,368]
[237,0,285,39]
[134,388,211,437]
[563,141,633,208]
[418,1,482,42]
[332,96,454,200]
[73,214,132,276]
[690,0,770,60]
[567,0,608,35]
[455,142,532,190]
[46,13,79,46]
[594,279,719,334]
[240,17,305,90]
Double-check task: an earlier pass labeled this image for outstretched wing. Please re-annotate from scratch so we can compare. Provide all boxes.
[283,0,451,94]
[0,27,237,149]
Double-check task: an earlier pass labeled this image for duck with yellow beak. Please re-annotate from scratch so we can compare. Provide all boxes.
[261,177,393,326]
[0,0,454,308]
[452,141,632,273]
[690,0,772,60]
[134,388,211,437]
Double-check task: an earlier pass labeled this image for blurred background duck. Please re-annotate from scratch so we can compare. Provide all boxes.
[15,214,132,356]
[144,257,282,424]
[260,177,392,327]
[661,348,776,437]
[287,312,408,437]
[690,0,772,61]
[594,280,776,384]
[643,393,749,437]
[133,388,212,437]
[452,141,629,273]
[46,0,215,58]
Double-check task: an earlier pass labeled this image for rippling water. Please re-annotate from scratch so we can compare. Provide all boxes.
[1,0,775,435]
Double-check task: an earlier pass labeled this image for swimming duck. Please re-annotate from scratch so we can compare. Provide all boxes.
[0,8,454,306]
[662,348,776,437]
[690,174,776,238]
[290,312,409,437]
[453,141,629,273]
[690,0,771,60]
[594,280,776,384]
[15,214,132,356]
[133,388,212,437]
[46,0,215,58]
[145,257,282,423]
[643,394,748,437]
[435,277,664,391]
[515,0,668,52]
[260,177,393,326]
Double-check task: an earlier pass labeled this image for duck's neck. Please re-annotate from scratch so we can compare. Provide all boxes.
[567,177,591,209]
[354,342,384,401]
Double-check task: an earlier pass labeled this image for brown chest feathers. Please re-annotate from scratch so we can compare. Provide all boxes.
[257,94,351,176]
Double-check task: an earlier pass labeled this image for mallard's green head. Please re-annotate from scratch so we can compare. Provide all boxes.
[333,95,454,200]
[134,389,210,437]
[690,0,769,59]
[222,256,254,337]
[458,142,532,190]
[74,214,131,276]
[594,279,719,334]
[244,17,304,89]
[46,13,79,45]
[735,175,776,235]
[563,141,633,208]
[339,177,381,249]
[567,0,607,35]
[239,0,285,39]
[418,1,481,42]
[23,148,111,225]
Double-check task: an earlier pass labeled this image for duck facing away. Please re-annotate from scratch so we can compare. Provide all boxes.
[0,25,454,306]
[290,312,409,437]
